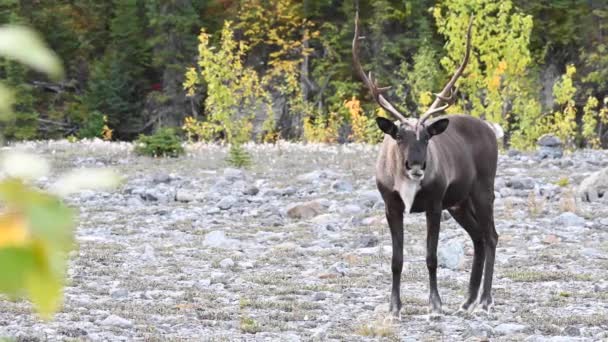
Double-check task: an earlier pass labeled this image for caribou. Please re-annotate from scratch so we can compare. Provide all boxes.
[353,13,499,318]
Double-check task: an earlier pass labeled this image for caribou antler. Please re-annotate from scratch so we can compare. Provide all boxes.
[418,17,474,125]
[352,11,408,124]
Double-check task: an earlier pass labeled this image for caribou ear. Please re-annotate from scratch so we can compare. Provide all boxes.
[376,117,398,139]
[427,118,449,137]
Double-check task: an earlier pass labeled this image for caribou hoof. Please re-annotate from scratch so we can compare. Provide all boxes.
[478,298,493,315]
[459,298,478,313]
[384,312,401,323]
[427,304,443,321]
[427,311,442,321]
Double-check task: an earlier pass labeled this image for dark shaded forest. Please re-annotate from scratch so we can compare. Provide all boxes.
[0,0,606,149]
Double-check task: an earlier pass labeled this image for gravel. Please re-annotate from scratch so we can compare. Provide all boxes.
[0,140,607,341]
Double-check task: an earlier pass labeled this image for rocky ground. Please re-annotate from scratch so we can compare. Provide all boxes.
[0,139,607,341]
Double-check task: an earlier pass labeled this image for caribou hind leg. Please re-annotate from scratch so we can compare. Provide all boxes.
[448,198,485,312]
[382,192,405,318]
[472,188,498,313]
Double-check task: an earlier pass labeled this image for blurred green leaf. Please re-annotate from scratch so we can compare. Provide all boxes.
[26,255,63,319]
[0,25,64,80]
[0,247,35,294]
[26,203,74,250]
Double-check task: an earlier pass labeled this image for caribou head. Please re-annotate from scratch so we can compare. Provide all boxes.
[353,11,473,183]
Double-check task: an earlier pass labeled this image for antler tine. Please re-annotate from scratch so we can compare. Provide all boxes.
[352,10,408,123]
[419,16,474,125]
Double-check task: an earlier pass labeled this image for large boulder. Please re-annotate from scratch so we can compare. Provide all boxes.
[286,201,323,219]
[537,134,563,159]
[578,167,608,202]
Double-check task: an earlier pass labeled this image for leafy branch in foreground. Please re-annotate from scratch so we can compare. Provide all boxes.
[0,24,119,318]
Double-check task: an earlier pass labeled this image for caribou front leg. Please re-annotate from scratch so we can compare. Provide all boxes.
[384,194,405,318]
[425,207,442,316]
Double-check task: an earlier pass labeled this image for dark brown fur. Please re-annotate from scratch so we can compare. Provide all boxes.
[377,115,499,317]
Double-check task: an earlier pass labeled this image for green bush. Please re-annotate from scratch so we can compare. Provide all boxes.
[226,143,252,168]
[134,128,184,158]
[77,111,105,139]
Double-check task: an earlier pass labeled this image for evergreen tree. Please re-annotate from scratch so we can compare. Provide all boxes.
[84,0,149,139]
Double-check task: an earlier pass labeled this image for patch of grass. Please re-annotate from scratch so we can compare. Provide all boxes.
[240,316,261,334]
[503,270,593,282]
[355,319,397,339]
[555,177,570,187]
[523,311,608,329]
[401,305,429,316]
[246,272,293,286]
[502,198,514,218]
[239,298,322,312]
[559,188,578,213]
[196,309,236,321]
[527,191,544,217]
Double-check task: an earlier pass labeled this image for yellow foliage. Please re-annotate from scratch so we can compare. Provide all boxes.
[101,115,112,141]
[418,91,433,111]
[303,112,342,143]
[0,212,29,247]
[182,116,221,142]
[184,22,271,143]
[344,96,384,143]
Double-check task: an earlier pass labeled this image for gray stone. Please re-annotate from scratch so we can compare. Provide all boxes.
[281,186,297,196]
[564,326,581,336]
[217,196,237,210]
[537,146,563,159]
[219,258,235,269]
[577,167,608,202]
[311,213,341,226]
[175,189,195,202]
[507,149,521,157]
[327,262,348,276]
[223,168,245,181]
[243,185,259,196]
[508,177,536,190]
[360,190,382,207]
[437,240,464,270]
[287,201,323,219]
[356,235,379,248]
[495,323,527,335]
[594,282,608,293]
[152,173,172,184]
[311,323,331,342]
[312,292,327,301]
[109,288,128,299]
[538,134,562,147]
[331,179,353,193]
[500,187,515,197]
[339,204,362,215]
[203,231,238,249]
[141,244,156,261]
[141,187,174,203]
[100,315,133,328]
[554,212,585,227]
[465,322,494,339]
[297,170,340,182]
